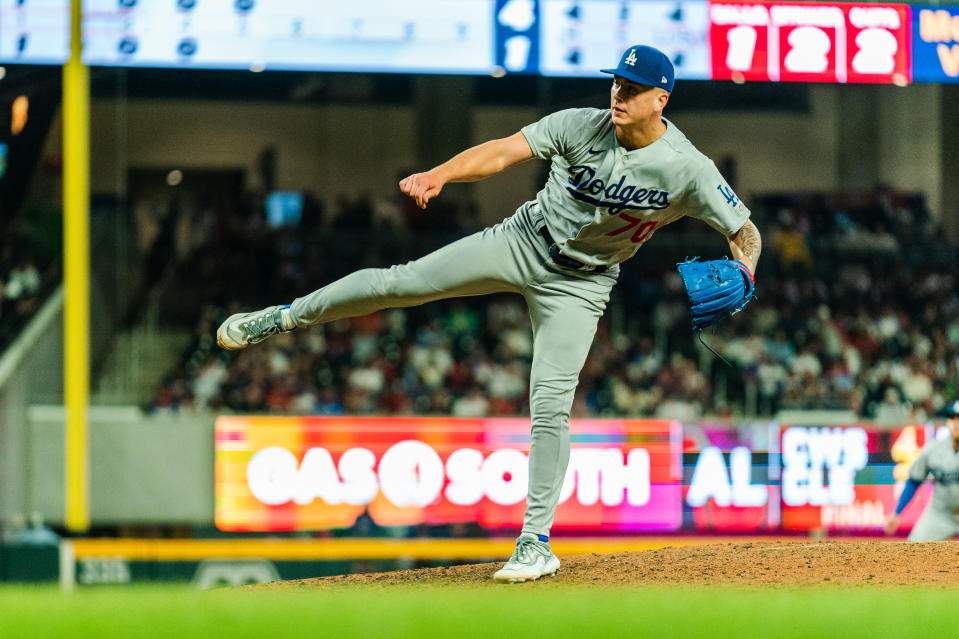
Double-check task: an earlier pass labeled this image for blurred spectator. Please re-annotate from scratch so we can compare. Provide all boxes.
[0,225,53,348]
[771,210,812,273]
[4,512,60,546]
[452,386,490,417]
[5,255,41,314]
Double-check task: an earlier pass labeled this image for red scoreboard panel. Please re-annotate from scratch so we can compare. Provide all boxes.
[709,1,911,84]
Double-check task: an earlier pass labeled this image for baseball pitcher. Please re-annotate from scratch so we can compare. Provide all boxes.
[217,45,762,582]
[885,401,959,541]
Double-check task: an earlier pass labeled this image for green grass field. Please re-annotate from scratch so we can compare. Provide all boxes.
[0,585,954,638]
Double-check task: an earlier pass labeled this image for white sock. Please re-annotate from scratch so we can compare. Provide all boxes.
[280,307,296,331]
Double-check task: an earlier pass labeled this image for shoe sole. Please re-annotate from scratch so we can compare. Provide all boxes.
[492,569,557,584]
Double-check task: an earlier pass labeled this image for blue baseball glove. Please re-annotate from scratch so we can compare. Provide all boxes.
[677,257,755,330]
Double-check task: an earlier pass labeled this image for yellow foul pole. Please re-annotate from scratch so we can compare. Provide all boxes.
[63,0,90,532]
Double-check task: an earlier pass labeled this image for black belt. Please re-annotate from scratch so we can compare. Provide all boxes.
[538,226,608,273]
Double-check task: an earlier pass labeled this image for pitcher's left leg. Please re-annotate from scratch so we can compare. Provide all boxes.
[521,277,612,537]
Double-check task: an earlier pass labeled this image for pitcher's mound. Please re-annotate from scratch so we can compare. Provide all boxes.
[256,541,959,590]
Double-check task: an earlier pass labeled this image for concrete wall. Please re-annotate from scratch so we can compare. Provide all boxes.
[88,100,418,203]
[26,78,959,236]
[33,82,954,229]
[669,85,842,195]
[877,83,943,217]
[26,407,215,525]
[0,291,64,523]
[471,106,543,221]
[93,96,848,222]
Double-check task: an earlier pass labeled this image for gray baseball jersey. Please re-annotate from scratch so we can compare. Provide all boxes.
[907,437,959,541]
[521,108,751,267]
[910,438,959,511]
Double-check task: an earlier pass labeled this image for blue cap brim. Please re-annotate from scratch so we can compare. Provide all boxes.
[600,68,666,90]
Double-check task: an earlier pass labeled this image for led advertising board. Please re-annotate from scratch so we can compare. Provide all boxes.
[215,416,684,532]
[778,423,935,531]
[709,1,911,84]
[217,417,948,534]
[912,7,959,82]
[682,421,781,531]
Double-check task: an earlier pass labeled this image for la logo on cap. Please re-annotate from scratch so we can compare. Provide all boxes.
[625,49,637,66]
[661,76,667,83]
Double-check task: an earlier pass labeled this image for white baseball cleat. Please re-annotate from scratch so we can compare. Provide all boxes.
[493,532,560,583]
[216,305,292,351]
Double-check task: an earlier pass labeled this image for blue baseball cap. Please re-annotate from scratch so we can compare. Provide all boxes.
[947,400,959,418]
[601,45,675,93]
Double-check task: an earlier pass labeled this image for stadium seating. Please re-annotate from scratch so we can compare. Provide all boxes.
[147,188,959,420]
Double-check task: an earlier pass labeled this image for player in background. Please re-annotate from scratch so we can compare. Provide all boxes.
[885,401,959,541]
[217,45,762,582]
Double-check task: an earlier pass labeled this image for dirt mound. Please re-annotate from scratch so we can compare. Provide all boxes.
[257,541,959,589]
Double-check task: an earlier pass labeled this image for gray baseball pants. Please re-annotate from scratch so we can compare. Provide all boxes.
[289,204,617,536]
[909,505,959,542]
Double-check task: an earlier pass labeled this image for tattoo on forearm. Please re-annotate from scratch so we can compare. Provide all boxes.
[735,221,762,268]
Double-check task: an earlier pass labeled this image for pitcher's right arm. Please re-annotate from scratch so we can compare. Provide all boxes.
[399,132,534,209]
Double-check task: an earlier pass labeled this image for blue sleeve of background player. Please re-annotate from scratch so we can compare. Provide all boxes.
[894,478,922,515]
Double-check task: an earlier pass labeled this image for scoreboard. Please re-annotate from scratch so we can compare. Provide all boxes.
[539,0,710,79]
[81,0,495,73]
[709,1,911,84]
[0,0,956,85]
[913,6,959,82]
[0,0,69,63]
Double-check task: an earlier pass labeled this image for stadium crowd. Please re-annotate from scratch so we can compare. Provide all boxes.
[148,187,959,422]
[0,219,46,348]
